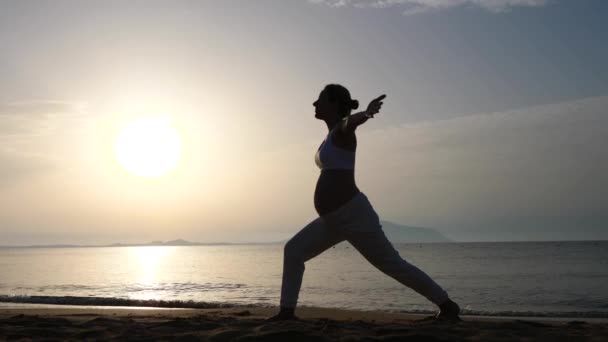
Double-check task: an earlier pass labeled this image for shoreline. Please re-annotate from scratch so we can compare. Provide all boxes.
[1,305,607,341]
[2,301,607,322]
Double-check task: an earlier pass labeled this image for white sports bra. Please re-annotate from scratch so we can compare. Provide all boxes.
[315,127,356,170]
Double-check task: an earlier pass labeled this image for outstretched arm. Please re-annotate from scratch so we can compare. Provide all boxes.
[340,94,386,133]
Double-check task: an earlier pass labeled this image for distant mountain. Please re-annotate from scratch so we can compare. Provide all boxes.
[3,239,232,249]
[105,240,213,247]
[381,221,451,243]
[160,239,229,246]
[121,239,231,247]
[1,224,451,248]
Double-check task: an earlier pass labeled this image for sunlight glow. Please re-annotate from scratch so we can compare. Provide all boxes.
[114,116,182,177]
[131,246,173,290]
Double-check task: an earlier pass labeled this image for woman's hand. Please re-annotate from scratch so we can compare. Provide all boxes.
[365,94,386,118]
[340,94,387,133]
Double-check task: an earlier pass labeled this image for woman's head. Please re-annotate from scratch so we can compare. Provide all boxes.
[313,84,359,122]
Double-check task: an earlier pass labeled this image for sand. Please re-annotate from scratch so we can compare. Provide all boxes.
[1,305,607,341]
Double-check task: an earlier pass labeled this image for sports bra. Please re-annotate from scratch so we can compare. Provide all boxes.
[315,127,356,170]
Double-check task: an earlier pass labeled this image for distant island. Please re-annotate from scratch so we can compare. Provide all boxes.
[0,239,235,249]
[0,221,450,248]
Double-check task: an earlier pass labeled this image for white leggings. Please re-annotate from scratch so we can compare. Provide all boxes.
[280,192,449,309]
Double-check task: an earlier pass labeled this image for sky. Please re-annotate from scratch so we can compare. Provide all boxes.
[1,0,607,245]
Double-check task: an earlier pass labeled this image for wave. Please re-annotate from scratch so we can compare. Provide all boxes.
[1,295,608,318]
[0,295,256,309]
[7,282,246,294]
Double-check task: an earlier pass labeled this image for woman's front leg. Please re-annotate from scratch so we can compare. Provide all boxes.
[280,217,344,309]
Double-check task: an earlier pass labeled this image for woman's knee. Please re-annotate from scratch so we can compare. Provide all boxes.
[283,238,302,262]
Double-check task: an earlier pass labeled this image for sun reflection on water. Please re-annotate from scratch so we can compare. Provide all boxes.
[129,246,175,300]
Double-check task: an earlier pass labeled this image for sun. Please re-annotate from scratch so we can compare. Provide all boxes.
[114,116,182,177]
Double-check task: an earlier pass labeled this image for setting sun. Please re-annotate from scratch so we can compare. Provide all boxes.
[114,116,182,177]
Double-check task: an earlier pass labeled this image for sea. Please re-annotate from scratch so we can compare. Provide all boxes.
[1,241,607,318]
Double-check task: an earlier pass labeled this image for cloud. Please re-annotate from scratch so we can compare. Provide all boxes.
[234,95,608,240]
[0,101,86,117]
[0,101,88,184]
[0,101,87,135]
[2,95,606,242]
[308,0,549,15]
[359,95,608,239]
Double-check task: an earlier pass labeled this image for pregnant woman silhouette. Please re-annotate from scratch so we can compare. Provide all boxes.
[270,84,460,321]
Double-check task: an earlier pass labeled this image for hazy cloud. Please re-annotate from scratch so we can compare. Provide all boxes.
[0,101,86,117]
[235,95,608,241]
[362,95,608,239]
[1,95,606,243]
[0,101,88,183]
[308,0,549,14]
[0,101,86,135]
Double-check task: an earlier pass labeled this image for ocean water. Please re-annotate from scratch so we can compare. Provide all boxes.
[1,241,607,317]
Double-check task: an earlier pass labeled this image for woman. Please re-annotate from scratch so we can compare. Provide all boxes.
[270,84,460,321]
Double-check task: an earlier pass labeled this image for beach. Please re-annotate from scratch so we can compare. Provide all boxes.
[1,305,606,341]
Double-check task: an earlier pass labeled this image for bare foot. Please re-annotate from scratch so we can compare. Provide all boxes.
[266,308,299,322]
[435,299,461,321]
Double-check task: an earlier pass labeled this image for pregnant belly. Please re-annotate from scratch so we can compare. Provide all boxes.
[314,170,360,216]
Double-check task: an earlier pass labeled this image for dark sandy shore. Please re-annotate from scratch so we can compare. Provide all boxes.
[1,306,606,341]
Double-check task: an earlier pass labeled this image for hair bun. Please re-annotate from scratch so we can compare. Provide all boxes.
[350,99,359,110]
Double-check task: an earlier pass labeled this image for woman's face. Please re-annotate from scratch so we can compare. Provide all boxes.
[313,90,338,121]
